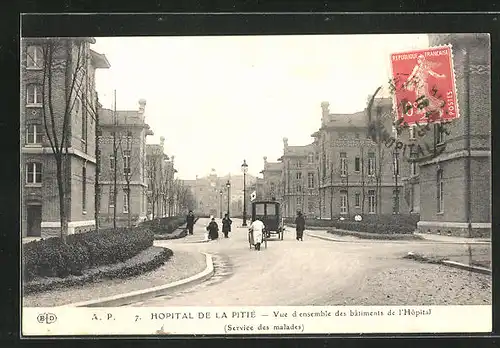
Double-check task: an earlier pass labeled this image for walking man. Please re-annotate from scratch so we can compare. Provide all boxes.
[186,210,195,235]
[249,218,265,251]
[295,211,305,241]
[222,213,232,238]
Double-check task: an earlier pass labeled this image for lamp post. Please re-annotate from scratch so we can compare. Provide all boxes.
[226,180,231,218]
[241,160,248,227]
[219,190,223,219]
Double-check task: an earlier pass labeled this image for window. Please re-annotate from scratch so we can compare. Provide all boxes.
[340,153,347,176]
[110,155,115,171]
[109,187,115,208]
[26,124,42,144]
[437,124,445,144]
[296,172,302,180]
[368,189,376,213]
[26,84,42,105]
[368,152,376,176]
[26,162,42,184]
[295,183,302,193]
[297,196,303,206]
[308,200,315,213]
[123,150,131,175]
[266,204,276,215]
[354,156,360,172]
[355,133,360,139]
[82,166,87,212]
[123,190,129,213]
[307,172,315,189]
[26,45,43,69]
[340,190,348,214]
[255,203,265,215]
[392,189,400,214]
[393,152,400,176]
[409,126,416,140]
[308,153,314,164]
[355,192,361,207]
[270,182,276,193]
[296,161,302,169]
[437,169,444,213]
[411,162,417,176]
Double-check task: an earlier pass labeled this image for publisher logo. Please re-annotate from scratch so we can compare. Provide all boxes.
[37,313,57,324]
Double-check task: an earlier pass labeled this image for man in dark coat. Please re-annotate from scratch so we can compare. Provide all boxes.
[221,213,232,238]
[207,217,219,240]
[186,210,195,235]
[295,211,306,241]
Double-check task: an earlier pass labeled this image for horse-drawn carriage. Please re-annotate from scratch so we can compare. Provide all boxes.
[248,200,284,249]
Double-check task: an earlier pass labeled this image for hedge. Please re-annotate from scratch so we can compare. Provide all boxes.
[284,214,419,235]
[23,227,154,282]
[139,216,187,235]
[24,246,173,295]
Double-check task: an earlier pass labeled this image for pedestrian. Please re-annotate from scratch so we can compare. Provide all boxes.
[206,217,219,241]
[186,210,195,235]
[295,211,305,241]
[222,213,232,238]
[249,218,265,251]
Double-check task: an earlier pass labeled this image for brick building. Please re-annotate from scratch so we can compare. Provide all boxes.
[412,34,491,237]
[314,98,410,219]
[21,37,110,237]
[279,138,320,218]
[98,100,152,226]
[260,157,283,202]
[145,138,177,219]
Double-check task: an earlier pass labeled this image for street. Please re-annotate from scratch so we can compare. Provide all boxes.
[126,218,491,307]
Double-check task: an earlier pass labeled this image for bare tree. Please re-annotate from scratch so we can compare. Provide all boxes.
[38,38,88,241]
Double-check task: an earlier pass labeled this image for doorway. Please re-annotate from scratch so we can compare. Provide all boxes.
[27,204,42,237]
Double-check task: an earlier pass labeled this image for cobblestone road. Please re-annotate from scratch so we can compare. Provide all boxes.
[127,218,491,307]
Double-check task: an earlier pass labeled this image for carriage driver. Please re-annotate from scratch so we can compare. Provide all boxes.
[249,217,265,251]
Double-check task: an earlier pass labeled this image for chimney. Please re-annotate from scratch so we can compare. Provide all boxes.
[283,137,288,148]
[138,99,147,115]
[160,136,165,147]
[321,101,330,126]
[263,156,268,165]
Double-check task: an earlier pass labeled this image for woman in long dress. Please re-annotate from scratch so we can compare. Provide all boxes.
[403,54,446,121]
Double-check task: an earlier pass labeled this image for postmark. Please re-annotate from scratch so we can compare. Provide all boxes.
[390,45,459,126]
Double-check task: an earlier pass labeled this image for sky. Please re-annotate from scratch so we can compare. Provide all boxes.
[92,34,429,180]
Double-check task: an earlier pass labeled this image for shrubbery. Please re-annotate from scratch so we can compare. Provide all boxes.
[284,214,419,235]
[23,227,154,282]
[139,216,187,235]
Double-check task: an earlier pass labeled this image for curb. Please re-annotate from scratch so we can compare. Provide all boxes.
[62,253,215,308]
[306,231,491,245]
[441,260,492,275]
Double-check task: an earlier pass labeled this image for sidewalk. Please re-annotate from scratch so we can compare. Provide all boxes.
[414,232,490,244]
[306,228,491,245]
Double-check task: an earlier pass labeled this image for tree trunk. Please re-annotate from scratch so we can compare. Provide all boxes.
[55,154,68,242]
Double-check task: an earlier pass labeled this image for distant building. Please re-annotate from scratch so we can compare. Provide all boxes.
[98,99,152,226]
[279,138,319,218]
[314,98,410,219]
[21,37,110,237]
[411,34,491,237]
[260,157,283,202]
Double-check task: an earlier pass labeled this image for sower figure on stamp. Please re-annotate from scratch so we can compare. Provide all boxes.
[295,211,306,241]
[186,210,195,235]
[222,213,232,238]
[249,218,265,251]
[206,217,219,241]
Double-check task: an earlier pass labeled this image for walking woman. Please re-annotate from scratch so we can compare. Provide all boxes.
[206,217,219,241]
[295,211,306,241]
[222,213,232,238]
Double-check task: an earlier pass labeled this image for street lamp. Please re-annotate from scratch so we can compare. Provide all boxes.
[226,180,231,218]
[241,160,249,227]
[219,190,223,219]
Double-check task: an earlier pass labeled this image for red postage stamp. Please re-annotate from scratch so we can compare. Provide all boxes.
[390,45,459,126]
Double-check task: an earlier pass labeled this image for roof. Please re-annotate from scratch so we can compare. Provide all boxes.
[263,162,282,172]
[100,108,147,126]
[284,143,315,157]
[322,110,367,129]
[90,49,111,69]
